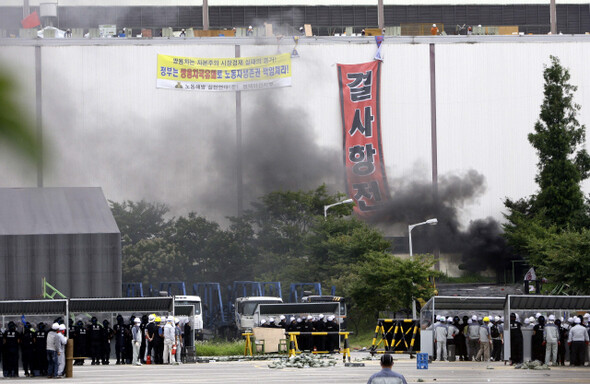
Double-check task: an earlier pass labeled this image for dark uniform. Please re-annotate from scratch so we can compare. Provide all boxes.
[313,316,326,352]
[34,322,48,376]
[87,317,103,365]
[2,322,20,377]
[531,316,546,363]
[146,320,157,363]
[139,315,148,363]
[154,322,164,364]
[74,321,87,365]
[113,315,128,364]
[325,317,339,353]
[454,317,468,361]
[21,322,35,376]
[102,320,113,364]
[555,319,567,366]
[509,313,523,364]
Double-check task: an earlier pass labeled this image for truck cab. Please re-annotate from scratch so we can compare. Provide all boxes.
[235,296,283,333]
[174,295,204,340]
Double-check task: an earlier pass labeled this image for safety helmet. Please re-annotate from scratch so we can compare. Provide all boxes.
[175,318,180,324]
[432,24,436,27]
[307,315,312,320]
[524,318,530,324]
[584,313,590,319]
[59,324,66,331]
[155,317,161,323]
[134,318,141,324]
[494,316,500,322]
[319,314,324,319]
[568,317,574,323]
[149,314,155,322]
[483,317,490,322]
[269,317,275,323]
[280,315,286,320]
[574,317,581,324]
[327,315,335,321]
[548,315,555,321]
[52,323,60,330]
[296,318,302,323]
[471,315,477,321]
[535,312,542,319]
[467,319,472,324]
[167,316,174,322]
[290,317,295,322]
[260,319,267,325]
[446,317,453,323]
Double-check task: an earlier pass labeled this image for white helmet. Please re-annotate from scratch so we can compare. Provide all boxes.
[584,313,590,319]
[58,324,66,331]
[319,314,324,319]
[327,315,335,321]
[260,319,267,325]
[574,317,581,324]
[52,323,59,330]
[446,317,453,323]
[568,317,574,323]
[307,315,312,320]
[494,316,500,322]
[175,318,180,324]
[290,317,295,322]
[279,315,286,320]
[524,318,530,325]
[548,315,555,321]
[148,314,155,322]
[134,318,141,324]
[471,315,477,321]
[432,24,436,27]
[467,319,472,324]
[535,312,542,319]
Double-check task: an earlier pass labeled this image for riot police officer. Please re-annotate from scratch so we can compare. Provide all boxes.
[87,317,103,365]
[3,321,21,377]
[34,322,48,376]
[102,320,113,365]
[74,320,87,365]
[113,315,128,364]
[509,313,523,364]
[21,322,35,377]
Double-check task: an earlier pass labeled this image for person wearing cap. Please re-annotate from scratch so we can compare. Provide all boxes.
[278,315,287,329]
[434,316,448,361]
[102,319,114,365]
[467,315,480,361]
[21,321,35,377]
[131,318,142,366]
[246,25,253,36]
[56,324,67,377]
[3,321,20,377]
[179,28,186,37]
[532,315,546,363]
[446,317,458,361]
[73,320,87,366]
[490,316,503,362]
[325,315,338,353]
[543,314,559,365]
[568,317,589,366]
[367,354,408,384]
[453,316,467,361]
[155,317,165,364]
[174,318,183,364]
[475,317,491,362]
[35,322,49,376]
[314,314,326,352]
[46,323,60,378]
[509,313,523,365]
[145,314,156,364]
[163,316,176,364]
[430,24,439,35]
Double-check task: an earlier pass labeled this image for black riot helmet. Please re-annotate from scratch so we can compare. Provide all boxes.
[91,316,98,324]
[77,320,84,327]
[103,319,110,327]
[38,322,46,331]
[8,321,16,331]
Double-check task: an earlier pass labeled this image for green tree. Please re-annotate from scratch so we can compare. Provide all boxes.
[0,72,41,163]
[110,200,171,246]
[122,238,187,284]
[345,252,439,316]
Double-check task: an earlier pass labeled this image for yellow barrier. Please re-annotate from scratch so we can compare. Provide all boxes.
[242,332,253,356]
[370,319,419,356]
[286,331,351,362]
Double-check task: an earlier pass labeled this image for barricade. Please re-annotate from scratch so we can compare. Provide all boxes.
[285,332,352,362]
[369,319,420,356]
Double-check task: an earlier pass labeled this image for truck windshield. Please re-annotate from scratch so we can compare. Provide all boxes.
[176,301,202,315]
[240,300,281,316]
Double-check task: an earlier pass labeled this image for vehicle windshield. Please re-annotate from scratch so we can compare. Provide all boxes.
[175,301,202,315]
[240,300,282,316]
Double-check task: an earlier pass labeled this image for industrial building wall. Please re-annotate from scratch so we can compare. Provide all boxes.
[0,233,122,299]
[0,38,589,231]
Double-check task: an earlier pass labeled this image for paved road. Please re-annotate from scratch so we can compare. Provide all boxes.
[2,357,589,383]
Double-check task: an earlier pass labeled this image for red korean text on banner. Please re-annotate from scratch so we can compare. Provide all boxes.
[337,60,389,216]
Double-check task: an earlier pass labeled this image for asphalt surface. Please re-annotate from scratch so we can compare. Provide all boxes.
[2,355,590,383]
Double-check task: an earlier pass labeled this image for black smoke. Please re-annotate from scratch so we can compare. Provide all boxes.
[369,170,516,274]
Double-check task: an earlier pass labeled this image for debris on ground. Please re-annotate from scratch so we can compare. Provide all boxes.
[268,353,338,369]
[514,360,550,370]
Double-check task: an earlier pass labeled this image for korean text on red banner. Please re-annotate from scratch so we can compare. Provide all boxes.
[337,61,389,215]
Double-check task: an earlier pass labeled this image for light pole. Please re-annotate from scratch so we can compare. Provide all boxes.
[323,198,354,219]
[408,218,438,258]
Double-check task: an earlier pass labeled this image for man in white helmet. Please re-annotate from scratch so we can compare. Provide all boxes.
[467,315,480,361]
[543,314,559,365]
[132,318,142,366]
[434,316,448,361]
[145,314,156,364]
[56,324,68,377]
[490,316,503,362]
[46,323,60,378]
[446,317,458,361]
[163,316,176,364]
[568,317,589,366]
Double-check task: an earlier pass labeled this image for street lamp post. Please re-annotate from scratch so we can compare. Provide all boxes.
[323,198,354,218]
[408,218,438,258]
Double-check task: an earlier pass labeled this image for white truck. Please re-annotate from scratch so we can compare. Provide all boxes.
[234,296,283,334]
[174,295,204,340]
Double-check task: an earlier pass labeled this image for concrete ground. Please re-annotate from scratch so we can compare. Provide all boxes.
[3,355,590,383]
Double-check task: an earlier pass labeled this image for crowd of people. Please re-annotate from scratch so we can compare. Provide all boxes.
[258,314,340,352]
[429,312,590,366]
[1,313,190,378]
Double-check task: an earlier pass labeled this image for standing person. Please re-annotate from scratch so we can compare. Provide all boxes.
[113,315,127,365]
[278,315,287,329]
[246,25,253,36]
[46,323,59,379]
[430,24,439,35]
[154,317,164,364]
[509,313,523,364]
[325,316,338,353]
[3,321,20,377]
[145,314,156,364]
[73,320,87,365]
[139,315,148,364]
[467,315,480,361]
[56,324,67,377]
[453,317,467,361]
[314,314,326,352]
[21,322,35,377]
[367,354,408,384]
[544,314,559,365]
[163,317,175,364]
[476,317,492,362]
[87,317,103,365]
[556,318,567,366]
[102,319,114,365]
[434,316,448,362]
[532,315,546,362]
[490,316,503,362]
[446,317,458,361]
[174,318,183,364]
[34,322,48,376]
[568,317,589,366]
[131,318,142,366]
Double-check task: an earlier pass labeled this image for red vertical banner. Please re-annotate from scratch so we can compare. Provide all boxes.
[338,60,389,216]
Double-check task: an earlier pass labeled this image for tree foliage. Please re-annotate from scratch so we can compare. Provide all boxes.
[110,200,171,246]
[503,56,590,293]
